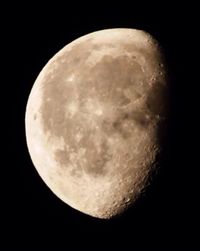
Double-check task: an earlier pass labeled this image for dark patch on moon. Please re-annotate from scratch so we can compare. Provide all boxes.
[83,139,112,176]
[111,110,151,139]
[89,54,148,105]
[53,136,111,177]
[54,147,70,167]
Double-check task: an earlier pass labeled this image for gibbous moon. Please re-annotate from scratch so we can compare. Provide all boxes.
[25,28,169,219]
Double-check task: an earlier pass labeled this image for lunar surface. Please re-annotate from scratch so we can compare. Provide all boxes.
[25,28,169,219]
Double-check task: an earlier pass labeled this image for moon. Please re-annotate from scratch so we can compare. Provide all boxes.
[25,28,169,219]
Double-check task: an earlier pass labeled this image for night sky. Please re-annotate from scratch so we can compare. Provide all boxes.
[6,2,196,247]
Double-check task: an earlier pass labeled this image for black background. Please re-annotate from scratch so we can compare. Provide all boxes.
[6,2,197,247]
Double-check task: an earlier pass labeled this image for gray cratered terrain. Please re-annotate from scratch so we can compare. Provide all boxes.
[25,28,169,219]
